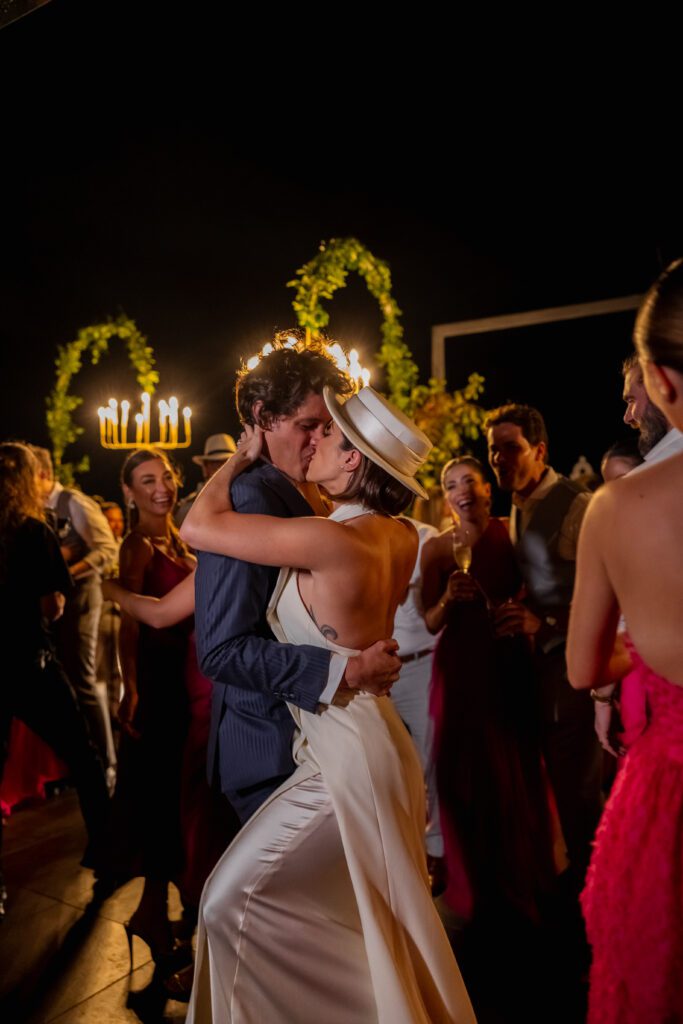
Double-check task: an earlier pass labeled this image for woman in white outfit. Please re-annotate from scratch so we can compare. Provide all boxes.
[181,385,476,1024]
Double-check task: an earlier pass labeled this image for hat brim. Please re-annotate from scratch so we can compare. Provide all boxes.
[192,452,234,465]
[323,387,429,501]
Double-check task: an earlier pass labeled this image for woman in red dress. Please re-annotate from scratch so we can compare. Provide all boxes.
[106,448,235,968]
[568,259,683,1023]
[422,457,559,923]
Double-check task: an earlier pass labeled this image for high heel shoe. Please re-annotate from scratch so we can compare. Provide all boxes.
[164,962,195,1002]
[124,912,192,974]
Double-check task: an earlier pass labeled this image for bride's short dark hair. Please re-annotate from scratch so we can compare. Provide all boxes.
[236,330,354,428]
[328,434,413,516]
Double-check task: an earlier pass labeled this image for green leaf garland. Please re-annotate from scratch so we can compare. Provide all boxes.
[46,315,158,485]
[289,238,487,493]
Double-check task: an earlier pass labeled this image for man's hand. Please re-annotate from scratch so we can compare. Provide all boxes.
[594,700,624,758]
[493,600,541,639]
[343,639,401,697]
[118,690,141,739]
[69,559,91,580]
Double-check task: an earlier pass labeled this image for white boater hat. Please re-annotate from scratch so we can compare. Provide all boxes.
[323,385,432,500]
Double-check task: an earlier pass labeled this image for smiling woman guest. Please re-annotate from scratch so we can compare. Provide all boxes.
[421,457,560,925]
[103,448,236,978]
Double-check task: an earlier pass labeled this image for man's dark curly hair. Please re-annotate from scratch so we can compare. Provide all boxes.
[485,403,549,458]
[236,329,354,428]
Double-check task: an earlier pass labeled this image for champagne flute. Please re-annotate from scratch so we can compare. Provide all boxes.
[451,530,472,574]
[454,543,472,573]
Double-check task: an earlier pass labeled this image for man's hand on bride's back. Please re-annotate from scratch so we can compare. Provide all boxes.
[344,639,401,697]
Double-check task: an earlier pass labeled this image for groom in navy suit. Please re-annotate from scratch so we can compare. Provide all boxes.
[193,334,403,822]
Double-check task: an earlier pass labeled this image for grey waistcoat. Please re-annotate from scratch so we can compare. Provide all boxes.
[514,477,583,622]
[55,489,89,564]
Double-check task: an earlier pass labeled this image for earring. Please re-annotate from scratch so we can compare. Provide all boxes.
[128,498,136,510]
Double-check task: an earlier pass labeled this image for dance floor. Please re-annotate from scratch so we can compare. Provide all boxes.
[0,788,587,1023]
[0,790,187,1023]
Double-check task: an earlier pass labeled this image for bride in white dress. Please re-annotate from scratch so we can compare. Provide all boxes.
[181,385,476,1024]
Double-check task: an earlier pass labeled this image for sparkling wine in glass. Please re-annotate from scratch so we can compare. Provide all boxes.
[454,542,472,573]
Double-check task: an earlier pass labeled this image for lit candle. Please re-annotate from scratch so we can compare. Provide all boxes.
[158,399,169,445]
[246,356,260,370]
[135,412,143,445]
[108,398,119,446]
[98,407,106,446]
[141,392,151,445]
[183,407,192,445]
[169,396,179,446]
[120,400,130,445]
[361,368,371,387]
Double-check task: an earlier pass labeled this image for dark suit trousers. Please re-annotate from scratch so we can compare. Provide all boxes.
[536,645,603,888]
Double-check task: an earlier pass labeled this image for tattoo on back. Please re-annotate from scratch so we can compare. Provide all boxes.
[309,602,339,641]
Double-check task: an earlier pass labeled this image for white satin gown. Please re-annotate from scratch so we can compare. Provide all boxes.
[187,514,476,1024]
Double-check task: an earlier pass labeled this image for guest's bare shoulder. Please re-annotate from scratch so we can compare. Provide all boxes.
[120,531,154,558]
[119,531,155,572]
[422,524,454,564]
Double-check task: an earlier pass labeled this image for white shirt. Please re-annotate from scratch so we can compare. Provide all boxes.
[47,481,119,579]
[393,519,439,657]
[632,426,683,471]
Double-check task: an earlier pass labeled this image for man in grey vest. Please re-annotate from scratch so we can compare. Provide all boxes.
[32,447,118,782]
[486,405,601,888]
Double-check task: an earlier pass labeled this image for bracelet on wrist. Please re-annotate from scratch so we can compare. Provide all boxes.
[590,688,614,705]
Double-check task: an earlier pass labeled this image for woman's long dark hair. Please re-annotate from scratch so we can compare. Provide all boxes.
[121,447,189,560]
[0,442,45,574]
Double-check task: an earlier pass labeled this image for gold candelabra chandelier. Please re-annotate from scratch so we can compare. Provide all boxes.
[98,393,192,449]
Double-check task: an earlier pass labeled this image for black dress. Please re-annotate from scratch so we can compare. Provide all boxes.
[0,517,108,858]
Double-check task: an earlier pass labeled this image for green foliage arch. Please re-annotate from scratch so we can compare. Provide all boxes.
[46,315,158,486]
[288,237,486,493]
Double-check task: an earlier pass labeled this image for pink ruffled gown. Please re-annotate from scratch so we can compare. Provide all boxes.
[581,647,683,1024]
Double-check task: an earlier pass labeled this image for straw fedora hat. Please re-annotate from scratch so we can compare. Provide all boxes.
[323,386,432,500]
[192,433,237,465]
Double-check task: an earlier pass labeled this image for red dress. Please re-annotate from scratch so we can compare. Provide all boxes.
[582,649,683,1024]
[430,518,557,921]
[108,546,235,906]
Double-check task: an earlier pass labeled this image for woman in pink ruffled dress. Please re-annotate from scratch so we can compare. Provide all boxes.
[567,258,683,1024]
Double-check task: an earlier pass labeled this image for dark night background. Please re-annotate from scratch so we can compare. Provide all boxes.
[2,3,681,507]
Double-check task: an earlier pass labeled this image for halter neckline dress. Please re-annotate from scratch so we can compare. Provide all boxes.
[188,504,475,1024]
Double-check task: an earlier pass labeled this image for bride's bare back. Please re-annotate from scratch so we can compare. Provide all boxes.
[569,451,683,688]
[297,514,417,650]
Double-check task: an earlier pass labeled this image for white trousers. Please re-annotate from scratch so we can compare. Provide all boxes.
[188,766,377,1024]
[391,654,443,857]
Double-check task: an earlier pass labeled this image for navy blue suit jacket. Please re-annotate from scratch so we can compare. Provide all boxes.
[195,460,331,821]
